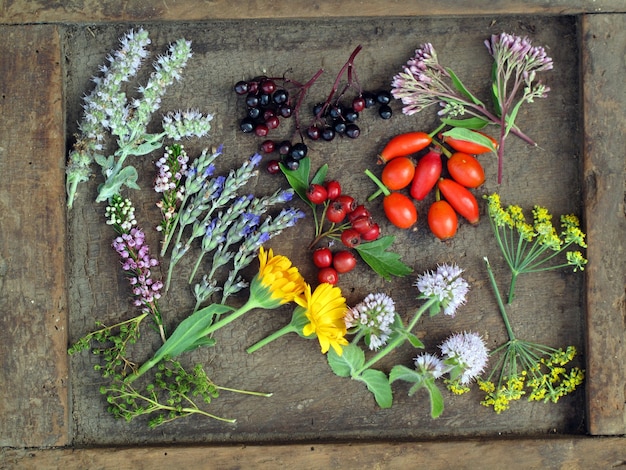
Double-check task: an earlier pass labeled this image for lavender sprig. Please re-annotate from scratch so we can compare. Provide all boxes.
[220,206,305,303]
[165,152,263,290]
[160,146,223,257]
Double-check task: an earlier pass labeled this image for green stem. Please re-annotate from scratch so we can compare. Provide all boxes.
[189,251,205,284]
[353,297,437,376]
[484,257,516,341]
[246,323,299,354]
[507,271,519,304]
[364,169,390,200]
[214,384,273,397]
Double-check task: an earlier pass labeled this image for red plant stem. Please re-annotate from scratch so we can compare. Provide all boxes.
[315,45,363,119]
[291,68,324,138]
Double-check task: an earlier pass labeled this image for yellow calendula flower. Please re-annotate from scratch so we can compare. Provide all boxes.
[249,247,306,309]
[296,283,349,355]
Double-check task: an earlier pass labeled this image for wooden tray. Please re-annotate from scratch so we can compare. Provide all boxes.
[1,2,625,468]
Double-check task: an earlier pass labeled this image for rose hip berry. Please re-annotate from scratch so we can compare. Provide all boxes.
[318,267,339,285]
[312,247,333,268]
[341,228,361,248]
[326,202,346,224]
[306,184,328,205]
[333,250,357,274]
[325,180,342,200]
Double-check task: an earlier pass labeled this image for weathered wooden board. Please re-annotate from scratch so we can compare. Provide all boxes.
[581,13,626,436]
[0,6,625,470]
[0,25,69,447]
[3,436,626,469]
[64,16,587,446]
[0,0,625,24]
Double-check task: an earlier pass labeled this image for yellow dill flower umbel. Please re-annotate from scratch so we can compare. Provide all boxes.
[296,283,349,355]
[250,247,306,309]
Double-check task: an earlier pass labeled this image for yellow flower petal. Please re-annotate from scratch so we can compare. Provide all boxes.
[297,283,349,355]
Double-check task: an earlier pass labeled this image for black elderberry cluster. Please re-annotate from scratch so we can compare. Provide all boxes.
[234,76,393,172]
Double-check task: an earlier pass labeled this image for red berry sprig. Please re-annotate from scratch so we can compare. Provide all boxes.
[304,179,381,284]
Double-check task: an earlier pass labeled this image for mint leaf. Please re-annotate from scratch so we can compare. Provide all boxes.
[389,364,420,384]
[354,236,413,280]
[389,365,443,417]
[425,378,444,418]
[358,369,392,408]
[327,343,365,377]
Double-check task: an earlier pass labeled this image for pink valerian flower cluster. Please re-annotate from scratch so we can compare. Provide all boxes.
[112,228,164,316]
[484,32,553,76]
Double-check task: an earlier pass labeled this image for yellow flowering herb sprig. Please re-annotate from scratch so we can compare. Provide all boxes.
[479,257,584,414]
[484,193,587,303]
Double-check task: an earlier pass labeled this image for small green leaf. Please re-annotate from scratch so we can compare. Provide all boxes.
[280,157,312,205]
[354,236,413,280]
[311,163,328,186]
[442,127,497,152]
[389,364,421,384]
[504,98,525,137]
[401,331,425,349]
[327,343,365,377]
[440,117,489,130]
[358,369,393,408]
[446,67,484,106]
[490,63,502,117]
[425,378,445,418]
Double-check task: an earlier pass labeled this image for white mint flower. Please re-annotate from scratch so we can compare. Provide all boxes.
[414,353,446,379]
[414,264,469,317]
[345,293,396,350]
[440,331,489,385]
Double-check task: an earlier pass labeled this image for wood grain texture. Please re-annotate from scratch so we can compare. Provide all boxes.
[0,0,625,24]
[0,25,69,447]
[3,436,626,469]
[581,13,626,435]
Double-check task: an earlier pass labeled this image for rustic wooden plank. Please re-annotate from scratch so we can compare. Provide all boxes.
[0,25,69,447]
[0,0,625,24]
[3,436,626,469]
[581,13,626,436]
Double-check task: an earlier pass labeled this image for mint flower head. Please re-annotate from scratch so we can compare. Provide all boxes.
[414,264,469,317]
[414,353,446,379]
[440,331,489,386]
[345,293,396,350]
